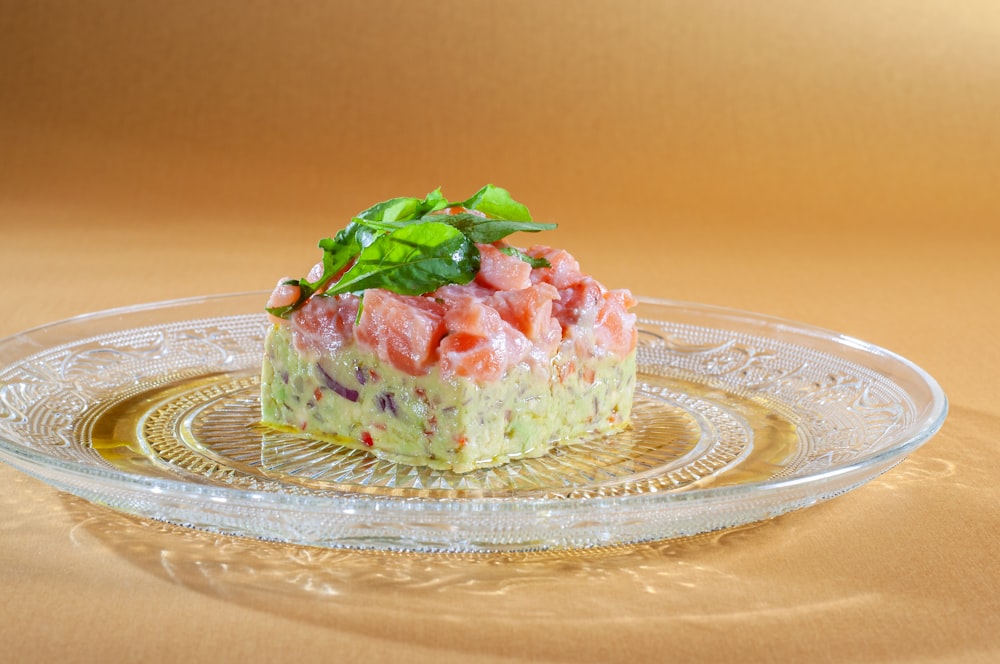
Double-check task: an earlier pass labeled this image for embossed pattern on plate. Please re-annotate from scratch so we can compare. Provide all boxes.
[131,376,753,498]
[0,293,947,552]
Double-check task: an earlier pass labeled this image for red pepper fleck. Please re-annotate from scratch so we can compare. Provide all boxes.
[456,435,468,449]
[361,431,374,447]
[313,387,323,401]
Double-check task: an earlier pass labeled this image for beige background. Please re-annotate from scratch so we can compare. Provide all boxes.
[1,2,998,662]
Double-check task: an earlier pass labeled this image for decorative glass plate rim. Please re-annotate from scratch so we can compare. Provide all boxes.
[0,292,948,549]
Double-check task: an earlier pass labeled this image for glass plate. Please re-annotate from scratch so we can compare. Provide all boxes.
[0,292,946,552]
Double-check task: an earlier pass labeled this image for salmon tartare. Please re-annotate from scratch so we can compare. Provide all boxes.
[261,186,636,473]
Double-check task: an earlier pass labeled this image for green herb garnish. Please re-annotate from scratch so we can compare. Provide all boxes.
[323,222,478,297]
[499,245,551,269]
[268,185,556,318]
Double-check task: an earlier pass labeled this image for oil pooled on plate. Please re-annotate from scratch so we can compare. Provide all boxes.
[85,369,801,498]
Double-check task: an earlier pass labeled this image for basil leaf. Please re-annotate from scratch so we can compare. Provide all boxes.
[323,221,479,297]
[499,246,551,268]
[348,217,407,234]
[355,188,449,223]
[459,184,532,222]
[427,212,556,244]
[423,187,448,212]
[318,224,361,275]
[356,197,422,223]
[353,213,556,245]
[266,186,554,319]
[266,222,376,316]
[265,227,357,317]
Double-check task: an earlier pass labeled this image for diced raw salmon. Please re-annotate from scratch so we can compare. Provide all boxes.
[594,289,639,357]
[487,282,561,349]
[355,290,447,376]
[286,242,636,379]
[267,278,301,325]
[552,277,605,327]
[442,295,497,337]
[526,245,585,289]
[439,332,506,381]
[306,261,325,282]
[433,282,495,306]
[291,293,360,354]
[440,298,530,381]
[475,243,532,291]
